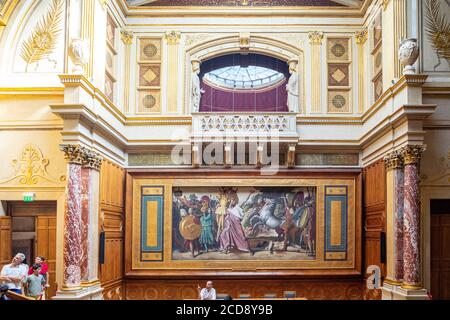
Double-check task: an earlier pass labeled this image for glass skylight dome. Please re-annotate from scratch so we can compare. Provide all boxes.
[204,65,285,90]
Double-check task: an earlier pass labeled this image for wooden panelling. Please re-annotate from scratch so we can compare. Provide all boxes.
[7,202,57,217]
[99,159,125,300]
[100,159,125,209]
[36,216,57,299]
[362,159,386,300]
[0,217,12,270]
[124,279,365,300]
[431,214,450,300]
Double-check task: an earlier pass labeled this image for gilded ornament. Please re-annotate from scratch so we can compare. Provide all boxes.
[424,0,450,70]
[384,150,404,170]
[165,30,181,45]
[400,145,425,166]
[355,30,368,45]
[120,30,134,46]
[309,31,324,45]
[20,0,64,72]
[0,145,65,185]
[60,144,85,165]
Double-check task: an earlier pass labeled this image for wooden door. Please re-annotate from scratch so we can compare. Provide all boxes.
[36,217,57,299]
[0,217,12,269]
[431,214,450,300]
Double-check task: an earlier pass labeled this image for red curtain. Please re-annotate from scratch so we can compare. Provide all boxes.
[200,80,288,112]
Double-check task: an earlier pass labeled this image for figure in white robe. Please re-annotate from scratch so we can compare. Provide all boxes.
[286,69,299,113]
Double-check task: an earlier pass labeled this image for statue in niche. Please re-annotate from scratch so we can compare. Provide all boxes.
[286,59,299,113]
[191,60,205,113]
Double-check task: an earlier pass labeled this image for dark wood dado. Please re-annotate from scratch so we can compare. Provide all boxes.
[124,279,366,300]
[362,159,387,300]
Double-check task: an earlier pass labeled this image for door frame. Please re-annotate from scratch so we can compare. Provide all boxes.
[421,186,450,294]
[0,188,65,296]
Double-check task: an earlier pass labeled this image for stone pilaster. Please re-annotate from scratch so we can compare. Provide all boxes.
[165,30,181,113]
[355,30,367,113]
[121,30,134,113]
[309,31,324,114]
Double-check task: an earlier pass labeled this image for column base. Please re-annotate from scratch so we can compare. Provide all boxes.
[381,283,429,300]
[53,283,104,300]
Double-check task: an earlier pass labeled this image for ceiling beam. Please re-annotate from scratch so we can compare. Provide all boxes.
[329,0,363,7]
[128,0,364,7]
[127,0,158,6]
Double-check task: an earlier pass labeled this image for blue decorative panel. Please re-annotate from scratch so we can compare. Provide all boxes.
[324,186,347,261]
[140,186,164,262]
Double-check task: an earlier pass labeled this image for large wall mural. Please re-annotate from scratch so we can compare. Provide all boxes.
[172,187,316,260]
[128,177,360,276]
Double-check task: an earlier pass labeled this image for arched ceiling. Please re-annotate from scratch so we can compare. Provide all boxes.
[126,0,364,8]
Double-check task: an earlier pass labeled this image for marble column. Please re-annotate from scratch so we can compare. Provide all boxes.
[384,150,404,285]
[81,150,103,287]
[401,145,424,289]
[60,145,86,291]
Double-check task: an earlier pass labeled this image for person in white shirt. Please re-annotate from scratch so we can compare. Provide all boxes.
[0,253,29,294]
[198,281,216,300]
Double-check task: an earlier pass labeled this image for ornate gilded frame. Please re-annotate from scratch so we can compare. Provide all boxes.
[127,175,360,277]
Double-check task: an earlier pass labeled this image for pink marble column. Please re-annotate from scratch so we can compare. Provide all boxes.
[60,145,86,290]
[401,145,424,289]
[80,167,90,281]
[80,150,102,286]
[384,150,404,284]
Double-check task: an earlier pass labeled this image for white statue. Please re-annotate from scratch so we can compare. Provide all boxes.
[286,59,299,113]
[399,38,420,75]
[191,60,205,113]
[69,39,90,75]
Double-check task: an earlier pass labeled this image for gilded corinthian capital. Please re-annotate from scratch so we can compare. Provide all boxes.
[165,31,181,45]
[384,150,404,170]
[355,30,368,45]
[309,31,324,45]
[83,150,103,171]
[60,144,85,165]
[400,145,425,165]
[120,30,134,46]
[60,144,103,170]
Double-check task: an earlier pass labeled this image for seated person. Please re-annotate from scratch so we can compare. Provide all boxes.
[198,281,216,300]
[0,253,28,294]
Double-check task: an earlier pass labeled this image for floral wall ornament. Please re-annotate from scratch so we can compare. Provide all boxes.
[20,0,64,72]
[424,0,450,70]
[0,145,66,185]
